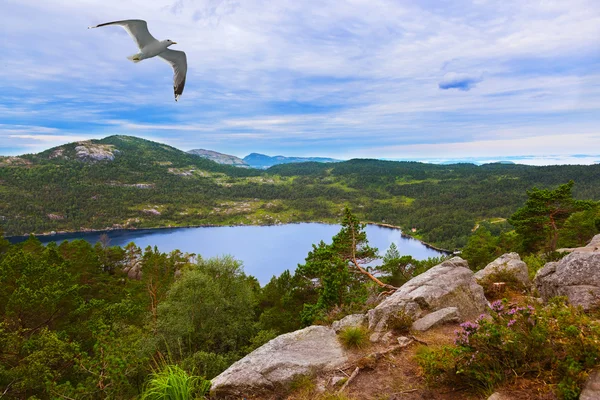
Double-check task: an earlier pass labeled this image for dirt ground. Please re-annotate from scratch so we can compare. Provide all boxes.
[280,322,559,400]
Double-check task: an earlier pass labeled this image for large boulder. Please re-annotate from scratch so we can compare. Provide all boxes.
[534,235,600,310]
[367,257,487,333]
[474,253,530,287]
[411,307,459,332]
[331,314,367,333]
[210,326,347,398]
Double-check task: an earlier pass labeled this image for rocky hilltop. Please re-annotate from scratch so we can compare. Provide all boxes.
[187,149,250,168]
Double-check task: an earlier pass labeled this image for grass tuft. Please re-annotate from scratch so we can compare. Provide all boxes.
[338,326,369,349]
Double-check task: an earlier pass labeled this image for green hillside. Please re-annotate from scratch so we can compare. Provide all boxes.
[1,135,599,250]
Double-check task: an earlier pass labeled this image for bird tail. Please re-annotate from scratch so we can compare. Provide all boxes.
[127,53,142,63]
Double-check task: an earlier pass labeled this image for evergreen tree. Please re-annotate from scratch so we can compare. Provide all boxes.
[509,181,590,252]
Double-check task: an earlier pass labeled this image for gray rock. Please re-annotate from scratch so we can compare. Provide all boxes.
[210,326,347,398]
[474,253,530,287]
[397,336,414,347]
[534,237,600,310]
[487,393,512,400]
[330,376,346,387]
[411,307,459,332]
[331,314,367,333]
[367,257,487,333]
[580,369,600,400]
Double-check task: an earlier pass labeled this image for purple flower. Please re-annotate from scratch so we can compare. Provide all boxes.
[507,319,516,327]
[460,321,480,333]
[491,300,504,312]
[507,308,517,315]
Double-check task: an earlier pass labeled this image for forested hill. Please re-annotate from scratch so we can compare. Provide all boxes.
[1,135,599,249]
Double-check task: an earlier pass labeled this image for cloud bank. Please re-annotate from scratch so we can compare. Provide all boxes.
[0,0,599,160]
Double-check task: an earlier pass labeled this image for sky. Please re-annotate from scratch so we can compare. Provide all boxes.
[1,0,600,165]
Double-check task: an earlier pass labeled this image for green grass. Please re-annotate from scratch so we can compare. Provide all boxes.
[140,365,210,400]
[338,326,369,349]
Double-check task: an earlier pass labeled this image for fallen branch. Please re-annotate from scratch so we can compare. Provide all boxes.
[408,335,428,346]
[338,367,360,393]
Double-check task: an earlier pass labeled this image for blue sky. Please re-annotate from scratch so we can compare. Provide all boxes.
[1,0,600,165]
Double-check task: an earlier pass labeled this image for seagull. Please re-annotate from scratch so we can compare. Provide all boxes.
[89,19,187,101]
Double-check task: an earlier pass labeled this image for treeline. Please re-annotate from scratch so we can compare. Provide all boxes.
[2,135,600,250]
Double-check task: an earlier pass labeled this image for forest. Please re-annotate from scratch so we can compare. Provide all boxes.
[1,135,600,250]
[0,177,599,397]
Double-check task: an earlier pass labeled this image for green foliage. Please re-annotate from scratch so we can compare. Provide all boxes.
[338,326,369,349]
[416,345,459,385]
[181,351,235,380]
[522,254,546,280]
[509,181,592,253]
[157,256,258,356]
[141,364,210,400]
[418,298,600,398]
[379,243,417,286]
[296,208,375,324]
[461,226,499,271]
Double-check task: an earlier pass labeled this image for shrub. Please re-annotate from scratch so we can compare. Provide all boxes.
[477,268,526,300]
[338,326,369,349]
[416,297,600,399]
[522,254,546,281]
[141,364,211,400]
[388,309,413,333]
[180,351,234,380]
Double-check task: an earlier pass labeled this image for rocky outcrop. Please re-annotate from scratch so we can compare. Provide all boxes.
[75,142,118,162]
[188,149,250,168]
[331,314,367,333]
[581,369,600,400]
[210,326,347,398]
[474,253,530,287]
[367,257,487,333]
[534,234,600,310]
[411,307,459,332]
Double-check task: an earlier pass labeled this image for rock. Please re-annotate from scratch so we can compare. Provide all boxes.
[487,393,512,400]
[534,235,600,310]
[330,376,346,387]
[74,142,117,162]
[368,257,487,333]
[397,336,414,347]
[474,253,530,287]
[580,369,600,400]
[331,314,367,333]
[411,307,459,332]
[210,326,347,398]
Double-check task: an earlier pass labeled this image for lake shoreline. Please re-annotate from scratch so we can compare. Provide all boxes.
[6,221,452,254]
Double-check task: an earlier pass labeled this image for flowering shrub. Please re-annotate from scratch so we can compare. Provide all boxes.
[416,297,600,399]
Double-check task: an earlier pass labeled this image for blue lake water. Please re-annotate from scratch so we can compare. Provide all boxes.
[8,223,445,285]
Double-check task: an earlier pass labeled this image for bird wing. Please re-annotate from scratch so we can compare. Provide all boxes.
[158,49,187,101]
[89,19,157,50]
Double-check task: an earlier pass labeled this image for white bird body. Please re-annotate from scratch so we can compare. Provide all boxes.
[89,19,187,101]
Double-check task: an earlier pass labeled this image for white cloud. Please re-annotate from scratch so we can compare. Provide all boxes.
[1,0,599,158]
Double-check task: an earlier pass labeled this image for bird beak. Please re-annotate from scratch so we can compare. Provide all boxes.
[172,41,178,45]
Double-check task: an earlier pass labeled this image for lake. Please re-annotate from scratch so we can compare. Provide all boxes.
[8,223,445,285]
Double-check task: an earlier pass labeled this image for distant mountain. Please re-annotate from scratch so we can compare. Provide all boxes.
[188,149,250,168]
[243,153,341,169]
